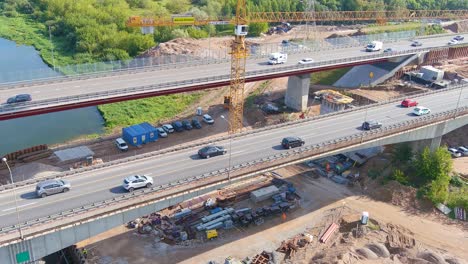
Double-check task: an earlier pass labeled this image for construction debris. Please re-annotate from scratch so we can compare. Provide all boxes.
[277,233,314,258]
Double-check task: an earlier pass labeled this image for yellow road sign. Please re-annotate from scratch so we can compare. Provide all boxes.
[172,17,195,24]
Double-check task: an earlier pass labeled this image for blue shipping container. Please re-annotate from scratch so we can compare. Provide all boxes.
[122,124,148,146]
[139,122,158,142]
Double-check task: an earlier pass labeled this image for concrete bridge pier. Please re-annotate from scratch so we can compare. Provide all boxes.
[410,136,442,153]
[285,73,311,112]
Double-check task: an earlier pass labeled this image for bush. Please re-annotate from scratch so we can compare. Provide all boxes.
[393,169,409,185]
[368,168,380,180]
[171,28,189,39]
[187,27,208,39]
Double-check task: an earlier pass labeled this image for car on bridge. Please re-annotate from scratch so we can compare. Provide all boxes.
[401,99,418,107]
[448,39,459,45]
[453,35,464,41]
[361,121,383,130]
[36,179,71,198]
[298,58,314,65]
[281,137,305,149]
[383,48,394,53]
[198,145,227,159]
[162,124,174,133]
[6,94,32,104]
[122,175,153,192]
[411,41,422,47]
[412,106,431,116]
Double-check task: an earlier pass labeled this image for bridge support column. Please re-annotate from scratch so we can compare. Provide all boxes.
[410,136,442,153]
[285,73,310,112]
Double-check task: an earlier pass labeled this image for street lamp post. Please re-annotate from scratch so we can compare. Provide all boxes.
[2,158,23,239]
[220,115,233,182]
[454,85,464,119]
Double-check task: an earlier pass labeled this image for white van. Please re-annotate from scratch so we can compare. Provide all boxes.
[115,138,128,151]
[366,41,383,52]
[268,52,288,65]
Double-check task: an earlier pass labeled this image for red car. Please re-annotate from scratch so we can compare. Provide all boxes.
[401,99,418,107]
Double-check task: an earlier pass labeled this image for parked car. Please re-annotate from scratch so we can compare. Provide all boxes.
[401,99,418,107]
[448,39,459,45]
[413,106,431,116]
[202,114,214,124]
[411,41,422,47]
[191,118,202,129]
[281,137,305,149]
[156,127,168,138]
[172,121,184,132]
[453,35,464,41]
[122,175,153,192]
[6,94,32,104]
[383,48,394,53]
[198,146,226,159]
[448,148,462,158]
[162,124,174,133]
[36,179,71,198]
[298,58,314,65]
[115,138,129,151]
[457,146,468,156]
[182,120,193,130]
[361,121,383,130]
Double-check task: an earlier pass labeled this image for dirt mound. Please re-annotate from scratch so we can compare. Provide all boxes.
[416,251,446,264]
[11,162,62,182]
[355,247,379,259]
[384,224,416,250]
[445,257,468,264]
[350,29,367,37]
[444,21,468,33]
[366,243,390,258]
[326,33,345,39]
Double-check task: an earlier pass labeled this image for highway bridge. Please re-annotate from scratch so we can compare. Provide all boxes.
[0,33,467,120]
[0,83,467,263]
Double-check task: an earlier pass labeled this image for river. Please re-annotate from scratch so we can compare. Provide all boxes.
[0,38,104,156]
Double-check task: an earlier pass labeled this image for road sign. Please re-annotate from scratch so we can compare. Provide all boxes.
[208,21,230,25]
[16,251,30,263]
[172,17,195,25]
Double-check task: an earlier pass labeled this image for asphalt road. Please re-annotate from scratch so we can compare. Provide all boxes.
[0,86,467,228]
[0,34,466,108]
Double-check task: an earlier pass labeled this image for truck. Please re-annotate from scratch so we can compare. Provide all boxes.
[366,41,383,52]
[268,52,288,65]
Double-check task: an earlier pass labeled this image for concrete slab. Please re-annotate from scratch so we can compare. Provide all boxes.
[54,146,94,162]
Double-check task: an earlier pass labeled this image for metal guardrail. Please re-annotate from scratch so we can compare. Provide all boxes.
[1,105,466,236]
[1,82,467,192]
[0,45,448,113]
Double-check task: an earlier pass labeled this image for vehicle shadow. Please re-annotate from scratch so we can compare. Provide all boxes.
[189,154,203,160]
[406,113,417,117]
[257,62,271,66]
[109,186,127,194]
[20,192,38,200]
[272,145,284,150]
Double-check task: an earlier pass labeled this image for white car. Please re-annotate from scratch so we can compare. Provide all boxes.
[115,138,128,151]
[448,148,462,158]
[162,124,174,133]
[448,39,459,45]
[413,106,431,116]
[457,146,468,156]
[202,114,214,124]
[122,175,153,192]
[298,58,314,65]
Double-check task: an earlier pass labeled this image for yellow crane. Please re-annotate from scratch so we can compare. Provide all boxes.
[127,9,468,133]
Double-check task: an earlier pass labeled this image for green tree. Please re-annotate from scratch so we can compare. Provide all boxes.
[391,143,413,166]
[165,0,190,14]
[171,28,189,38]
[248,22,268,37]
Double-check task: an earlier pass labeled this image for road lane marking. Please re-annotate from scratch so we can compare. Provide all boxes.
[2,202,36,212]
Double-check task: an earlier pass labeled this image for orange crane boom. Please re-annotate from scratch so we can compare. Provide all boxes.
[126,10,468,27]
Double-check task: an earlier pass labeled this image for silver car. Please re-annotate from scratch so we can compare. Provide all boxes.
[36,179,71,198]
[122,175,153,192]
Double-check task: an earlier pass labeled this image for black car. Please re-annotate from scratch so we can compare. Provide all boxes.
[198,146,226,159]
[411,41,422,47]
[7,94,32,104]
[182,120,193,130]
[191,118,202,129]
[362,121,382,130]
[171,121,184,132]
[281,137,305,149]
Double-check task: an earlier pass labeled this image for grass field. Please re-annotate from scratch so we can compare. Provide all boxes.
[311,68,351,85]
[98,92,203,132]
